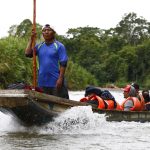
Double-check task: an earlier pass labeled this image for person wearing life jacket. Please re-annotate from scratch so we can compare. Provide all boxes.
[142,90,150,111]
[80,86,102,104]
[100,90,122,110]
[80,86,107,109]
[121,84,142,111]
[131,83,145,110]
[80,86,122,110]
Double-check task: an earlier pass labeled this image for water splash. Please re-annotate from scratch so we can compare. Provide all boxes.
[38,106,107,134]
[0,106,107,134]
[0,112,25,134]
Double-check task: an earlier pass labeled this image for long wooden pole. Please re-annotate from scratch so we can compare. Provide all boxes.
[32,0,37,88]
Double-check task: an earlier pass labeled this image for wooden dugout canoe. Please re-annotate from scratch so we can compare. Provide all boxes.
[0,89,95,126]
[0,89,150,126]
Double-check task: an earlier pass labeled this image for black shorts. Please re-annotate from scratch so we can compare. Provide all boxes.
[42,79,69,99]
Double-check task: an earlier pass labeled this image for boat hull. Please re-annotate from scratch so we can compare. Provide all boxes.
[0,89,91,126]
[104,110,150,122]
[0,89,150,126]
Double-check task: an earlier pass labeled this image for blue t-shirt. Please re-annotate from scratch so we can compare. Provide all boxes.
[35,40,68,87]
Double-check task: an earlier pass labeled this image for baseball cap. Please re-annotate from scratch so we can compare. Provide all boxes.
[123,85,131,92]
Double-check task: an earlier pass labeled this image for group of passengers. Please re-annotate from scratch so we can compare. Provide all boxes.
[80,83,150,111]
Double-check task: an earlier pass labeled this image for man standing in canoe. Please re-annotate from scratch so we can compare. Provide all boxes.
[25,24,69,99]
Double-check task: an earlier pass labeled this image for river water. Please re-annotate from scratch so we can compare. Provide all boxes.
[0,89,150,150]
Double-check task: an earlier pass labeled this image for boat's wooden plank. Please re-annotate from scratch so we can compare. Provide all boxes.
[0,97,28,107]
[0,89,26,94]
[105,110,150,122]
[0,90,27,99]
[25,90,96,107]
[37,101,70,112]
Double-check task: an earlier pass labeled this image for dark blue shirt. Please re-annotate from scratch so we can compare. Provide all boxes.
[35,40,68,87]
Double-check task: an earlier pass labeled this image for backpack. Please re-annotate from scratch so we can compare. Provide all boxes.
[101,90,117,108]
[85,86,102,97]
[101,90,115,100]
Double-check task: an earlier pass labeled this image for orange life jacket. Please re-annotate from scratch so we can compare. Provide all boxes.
[90,95,106,109]
[104,100,122,110]
[80,97,89,102]
[115,102,123,110]
[116,103,122,110]
[121,97,142,111]
[80,95,122,110]
[80,95,106,109]
[104,100,115,110]
[80,94,98,102]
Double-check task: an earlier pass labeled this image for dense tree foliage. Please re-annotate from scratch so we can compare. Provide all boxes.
[1,12,150,89]
[0,37,32,88]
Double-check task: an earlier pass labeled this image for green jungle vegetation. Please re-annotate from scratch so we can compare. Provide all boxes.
[1,12,150,90]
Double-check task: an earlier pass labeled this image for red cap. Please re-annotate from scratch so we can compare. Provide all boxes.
[123,85,131,92]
